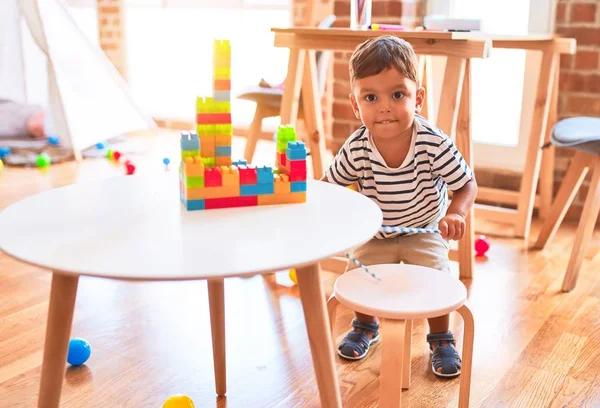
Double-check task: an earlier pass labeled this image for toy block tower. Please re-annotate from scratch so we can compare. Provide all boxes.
[179,39,307,211]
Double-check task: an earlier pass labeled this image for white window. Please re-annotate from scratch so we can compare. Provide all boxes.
[427,0,555,172]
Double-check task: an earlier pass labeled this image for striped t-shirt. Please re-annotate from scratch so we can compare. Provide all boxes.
[325,115,473,239]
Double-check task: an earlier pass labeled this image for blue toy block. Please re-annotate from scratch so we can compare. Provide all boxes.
[216,146,232,157]
[257,166,274,184]
[291,181,306,193]
[183,199,206,211]
[180,131,200,151]
[240,183,274,196]
[286,141,307,160]
[233,159,247,167]
[213,90,231,101]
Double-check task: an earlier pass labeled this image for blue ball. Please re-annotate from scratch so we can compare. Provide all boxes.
[47,136,60,145]
[67,338,91,366]
[0,146,11,158]
[163,157,170,166]
[96,142,105,150]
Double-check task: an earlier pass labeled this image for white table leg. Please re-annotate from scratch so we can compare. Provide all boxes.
[295,263,342,408]
[208,279,226,396]
[38,273,79,408]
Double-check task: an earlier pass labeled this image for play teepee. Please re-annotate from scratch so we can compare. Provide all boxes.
[0,0,156,159]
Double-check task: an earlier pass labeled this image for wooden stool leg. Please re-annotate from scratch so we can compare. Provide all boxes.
[563,156,600,292]
[379,319,406,408]
[326,293,340,341]
[38,273,79,408]
[243,104,266,163]
[402,319,412,390]
[208,279,226,396]
[533,151,591,249]
[457,304,474,408]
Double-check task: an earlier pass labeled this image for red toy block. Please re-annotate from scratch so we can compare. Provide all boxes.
[213,79,231,91]
[205,195,258,209]
[289,171,306,182]
[204,167,223,187]
[238,165,257,185]
[196,113,232,125]
[277,152,286,168]
[288,159,306,174]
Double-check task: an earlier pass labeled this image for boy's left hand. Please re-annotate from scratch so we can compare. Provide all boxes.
[439,213,465,241]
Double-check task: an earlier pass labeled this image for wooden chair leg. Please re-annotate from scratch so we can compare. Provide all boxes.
[562,156,600,292]
[208,279,226,396]
[402,319,412,390]
[533,150,591,249]
[379,319,406,408]
[244,104,266,163]
[457,303,474,408]
[326,293,340,342]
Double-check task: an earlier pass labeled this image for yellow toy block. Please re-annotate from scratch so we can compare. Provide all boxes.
[183,156,205,177]
[274,174,291,194]
[186,185,240,200]
[196,97,230,114]
[257,192,306,206]
[214,67,231,80]
[216,157,232,167]
[215,134,232,146]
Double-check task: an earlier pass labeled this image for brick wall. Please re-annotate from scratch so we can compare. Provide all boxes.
[97,0,127,80]
[477,0,600,223]
[331,0,424,151]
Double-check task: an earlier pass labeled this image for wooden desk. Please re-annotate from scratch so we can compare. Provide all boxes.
[449,34,576,240]
[271,27,492,279]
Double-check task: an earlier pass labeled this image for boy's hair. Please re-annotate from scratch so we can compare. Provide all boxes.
[349,36,419,86]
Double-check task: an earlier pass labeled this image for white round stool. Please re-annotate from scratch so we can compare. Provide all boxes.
[326,264,474,408]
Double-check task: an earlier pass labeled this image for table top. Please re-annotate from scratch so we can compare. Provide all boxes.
[334,264,467,319]
[0,175,382,281]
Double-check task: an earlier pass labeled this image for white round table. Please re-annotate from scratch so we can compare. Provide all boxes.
[0,174,382,408]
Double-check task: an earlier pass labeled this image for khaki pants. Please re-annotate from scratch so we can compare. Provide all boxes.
[347,233,451,274]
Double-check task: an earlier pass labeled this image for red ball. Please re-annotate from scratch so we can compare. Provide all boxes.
[112,151,122,161]
[125,163,136,175]
[474,235,490,257]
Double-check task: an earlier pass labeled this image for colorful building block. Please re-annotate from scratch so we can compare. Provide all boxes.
[179,39,306,211]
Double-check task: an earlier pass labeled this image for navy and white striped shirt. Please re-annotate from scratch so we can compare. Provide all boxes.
[326,115,473,239]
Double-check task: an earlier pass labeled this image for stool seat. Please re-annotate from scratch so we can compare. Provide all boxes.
[334,264,467,320]
[552,117,600,155]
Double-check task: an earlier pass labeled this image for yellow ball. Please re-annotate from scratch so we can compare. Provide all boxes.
[0,159,3,173]
[163,395,195,408]
[289,268,297,284]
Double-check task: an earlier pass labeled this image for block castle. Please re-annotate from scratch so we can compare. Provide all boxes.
[179,39,307,211]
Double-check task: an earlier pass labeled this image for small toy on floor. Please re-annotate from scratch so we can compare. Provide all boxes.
[163,394,195,408]
[67,337,91,366]
[36,152,52,168]
[475,235,490,257]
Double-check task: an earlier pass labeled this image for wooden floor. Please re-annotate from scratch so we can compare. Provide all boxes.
[1,131,599,407]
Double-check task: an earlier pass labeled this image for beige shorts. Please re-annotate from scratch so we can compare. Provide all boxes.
[347,233,451,274]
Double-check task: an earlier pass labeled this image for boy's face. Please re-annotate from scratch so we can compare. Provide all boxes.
[350,67,424,140]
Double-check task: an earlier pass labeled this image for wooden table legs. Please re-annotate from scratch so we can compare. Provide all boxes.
[296,263,343,408]
[207,279,226,396]
[37,273,79,408]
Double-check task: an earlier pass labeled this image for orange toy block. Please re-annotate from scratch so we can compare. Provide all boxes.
[201,143,216,158]
[274,174,291,194]
[183,156,205,177]
[220,166,239,185]
[213,79,231,91]
[185,185,240,200]
[216,157,232,166]
[215,134,232,146]
[196,113,232,125]
[257,192,306,206]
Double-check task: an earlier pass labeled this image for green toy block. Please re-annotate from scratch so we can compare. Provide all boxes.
[186,176,205,188]
[202,157,216,167]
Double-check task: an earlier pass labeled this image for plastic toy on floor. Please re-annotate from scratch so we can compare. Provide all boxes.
[179,39,307,211]
[163,394,195,408]
[67,337,91,366]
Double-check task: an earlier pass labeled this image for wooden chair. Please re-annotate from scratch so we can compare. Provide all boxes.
[237,14,336,163]
[326,264,474,407]
[533,117,600,292]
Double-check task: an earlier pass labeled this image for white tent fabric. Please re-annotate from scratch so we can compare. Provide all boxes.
[0,0,155,156]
